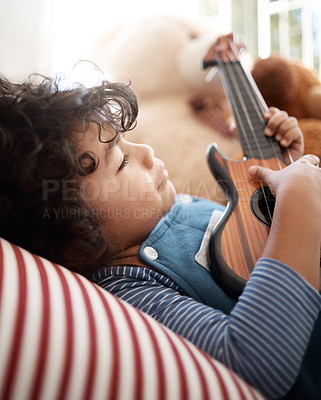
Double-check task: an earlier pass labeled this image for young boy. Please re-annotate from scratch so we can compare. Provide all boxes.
[0,73,320,399]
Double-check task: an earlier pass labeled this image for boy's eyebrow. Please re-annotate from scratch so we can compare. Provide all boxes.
[104,141,114,158]
[103,132,119,158]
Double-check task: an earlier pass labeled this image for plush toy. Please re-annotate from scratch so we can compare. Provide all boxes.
[251,55,321,159]
[92,14,241,201]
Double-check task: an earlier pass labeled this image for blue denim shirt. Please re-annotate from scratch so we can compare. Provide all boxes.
[139,194,237,314]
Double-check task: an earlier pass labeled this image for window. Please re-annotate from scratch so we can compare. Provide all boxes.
[258,0,320,74]
[199,0,321,76]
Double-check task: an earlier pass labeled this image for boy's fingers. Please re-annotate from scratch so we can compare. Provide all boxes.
[278,127,298,146]
[248,165,273,183]
[264,107,279,119]
[302,154,320,166]
[264,110,288,136]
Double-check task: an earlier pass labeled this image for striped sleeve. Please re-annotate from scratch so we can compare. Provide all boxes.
[93,258,321,399]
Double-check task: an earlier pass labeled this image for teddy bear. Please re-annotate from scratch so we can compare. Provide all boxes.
[251,55,321,159]
[91,14,241,201]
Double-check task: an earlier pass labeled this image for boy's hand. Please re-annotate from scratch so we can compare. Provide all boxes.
[249,154,320,198]
[264,107,304,162]
[249,154,321,290]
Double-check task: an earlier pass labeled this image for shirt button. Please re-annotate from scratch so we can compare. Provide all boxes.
[143,246,158,260]
[179,194,193,204]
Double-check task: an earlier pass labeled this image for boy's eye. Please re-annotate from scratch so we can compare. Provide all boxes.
[118,154,129,171]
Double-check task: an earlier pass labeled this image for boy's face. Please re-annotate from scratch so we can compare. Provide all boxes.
[75,122,176,253]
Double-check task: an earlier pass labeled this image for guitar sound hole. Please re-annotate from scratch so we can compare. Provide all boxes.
[250,186,276,227]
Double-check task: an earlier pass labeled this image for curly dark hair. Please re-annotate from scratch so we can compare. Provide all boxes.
[0,73,138,276]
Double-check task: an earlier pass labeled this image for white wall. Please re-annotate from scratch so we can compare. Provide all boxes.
[0,0,53,81]
[0,0,201,81]
[50,0,201,75]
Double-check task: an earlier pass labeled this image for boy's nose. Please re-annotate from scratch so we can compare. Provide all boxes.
[140,144,155,169]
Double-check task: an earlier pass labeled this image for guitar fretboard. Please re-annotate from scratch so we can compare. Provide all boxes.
[219,61,284,161]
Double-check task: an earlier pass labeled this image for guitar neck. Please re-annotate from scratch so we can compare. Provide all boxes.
[219,60,284,161]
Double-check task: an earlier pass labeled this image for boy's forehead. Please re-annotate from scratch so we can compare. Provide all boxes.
[72,120,117,151]
[100,124,118,142]
[92,115,118,142]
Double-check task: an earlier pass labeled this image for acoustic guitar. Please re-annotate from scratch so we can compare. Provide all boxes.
[203,34,288,297]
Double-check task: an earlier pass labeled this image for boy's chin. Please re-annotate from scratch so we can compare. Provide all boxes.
[165,180,177,202]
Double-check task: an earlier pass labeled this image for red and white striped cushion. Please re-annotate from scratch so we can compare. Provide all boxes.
[0,238,264,400]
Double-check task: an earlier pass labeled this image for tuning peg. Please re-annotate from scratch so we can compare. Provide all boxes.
[202,59,218,69]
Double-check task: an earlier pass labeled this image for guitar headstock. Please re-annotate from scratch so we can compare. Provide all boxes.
[203,33,244,69]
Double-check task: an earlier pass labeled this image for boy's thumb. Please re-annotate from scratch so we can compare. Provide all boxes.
[248,165,272,184]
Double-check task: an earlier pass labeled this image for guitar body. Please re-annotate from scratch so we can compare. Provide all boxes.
[203,34,288,297]
[207,143,286,297]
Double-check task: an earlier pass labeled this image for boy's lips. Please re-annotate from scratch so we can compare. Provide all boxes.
[157,166,169,190]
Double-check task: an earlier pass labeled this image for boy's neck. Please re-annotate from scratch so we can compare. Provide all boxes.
[107,245,149,269]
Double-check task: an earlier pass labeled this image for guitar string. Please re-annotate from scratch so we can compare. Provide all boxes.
[214,48,274,222]
[215,39,294,222]
[215,51,263,165]
[227,42,283,168]
[236,60,295,166]
[214,52,256,159]
[232,55,296,211]
[229,40,294,166]
[234,63,283,169]
[225,63,274,222]
[230,42,294,169]
[227,63,267,159]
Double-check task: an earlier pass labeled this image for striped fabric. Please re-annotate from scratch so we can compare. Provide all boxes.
[93,261,321,399]
[0,238,264,400]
